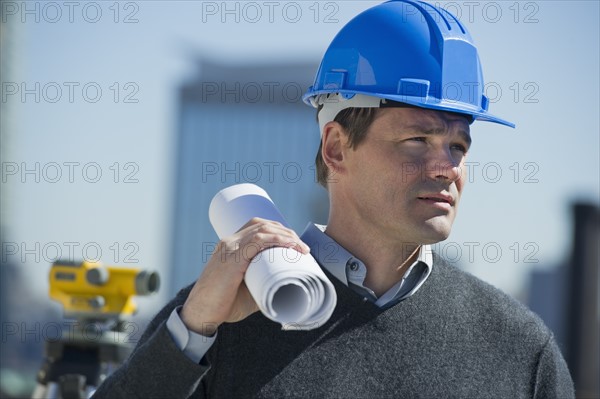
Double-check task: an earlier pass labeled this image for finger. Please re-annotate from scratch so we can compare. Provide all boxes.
[235,221,310,255]
[236,217,285,233]
[243,226,309,255]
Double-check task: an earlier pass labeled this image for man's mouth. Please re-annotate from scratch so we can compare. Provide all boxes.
[417,193,454,206]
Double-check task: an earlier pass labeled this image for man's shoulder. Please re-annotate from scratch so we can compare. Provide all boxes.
[431,251,533,312]
[430,252,553,343]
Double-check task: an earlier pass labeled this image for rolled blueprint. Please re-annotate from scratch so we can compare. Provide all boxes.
[209,183,336,330]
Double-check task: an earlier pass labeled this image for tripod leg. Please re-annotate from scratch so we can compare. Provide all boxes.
[59,375,87,399]
[31,382,59,399]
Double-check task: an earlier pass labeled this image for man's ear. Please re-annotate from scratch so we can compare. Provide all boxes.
[321,121,348,176]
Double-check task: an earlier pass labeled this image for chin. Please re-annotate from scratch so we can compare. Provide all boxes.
[420,218,454,244]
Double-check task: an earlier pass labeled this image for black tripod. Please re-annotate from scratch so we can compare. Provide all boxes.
[32,320,133,399]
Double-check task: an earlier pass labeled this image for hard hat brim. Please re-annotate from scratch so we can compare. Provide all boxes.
[303,90,515,129]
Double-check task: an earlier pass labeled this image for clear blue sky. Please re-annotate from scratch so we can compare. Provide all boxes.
[3,1,599,316]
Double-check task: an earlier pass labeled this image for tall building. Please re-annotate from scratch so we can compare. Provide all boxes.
[170,58,329,294]
[528,203,599,398]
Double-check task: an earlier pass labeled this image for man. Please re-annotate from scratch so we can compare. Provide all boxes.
[93,1,574,397]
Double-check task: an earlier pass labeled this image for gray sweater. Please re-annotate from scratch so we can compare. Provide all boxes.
[93,253,574,398]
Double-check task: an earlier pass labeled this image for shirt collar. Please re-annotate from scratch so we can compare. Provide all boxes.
[300,222,352,285]
[300,222,433,288]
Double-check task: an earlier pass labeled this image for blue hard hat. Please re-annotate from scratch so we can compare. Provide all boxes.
[303,0,515,128]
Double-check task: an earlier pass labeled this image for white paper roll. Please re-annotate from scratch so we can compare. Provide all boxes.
[209,183,337,330]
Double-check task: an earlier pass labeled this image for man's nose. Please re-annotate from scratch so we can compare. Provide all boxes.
[424,149,462,183]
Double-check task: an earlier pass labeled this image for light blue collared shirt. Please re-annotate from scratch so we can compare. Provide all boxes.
[167,222,433,362]
[301,223,432,308]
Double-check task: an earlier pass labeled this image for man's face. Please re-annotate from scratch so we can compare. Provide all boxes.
[334,107,471,245]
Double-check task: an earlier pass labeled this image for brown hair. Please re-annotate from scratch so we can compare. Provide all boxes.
[315,106,379,188]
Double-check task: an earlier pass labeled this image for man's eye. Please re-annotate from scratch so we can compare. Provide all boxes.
[407,137,427,143]
[451,144,468,154]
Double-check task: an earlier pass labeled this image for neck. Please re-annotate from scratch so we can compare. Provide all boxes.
[325,210,422,297]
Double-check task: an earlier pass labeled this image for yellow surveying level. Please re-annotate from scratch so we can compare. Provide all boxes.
[49,260,159,320]
[33,260,160,399]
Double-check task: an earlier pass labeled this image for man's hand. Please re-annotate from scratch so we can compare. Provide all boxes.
[180,217,310,336]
